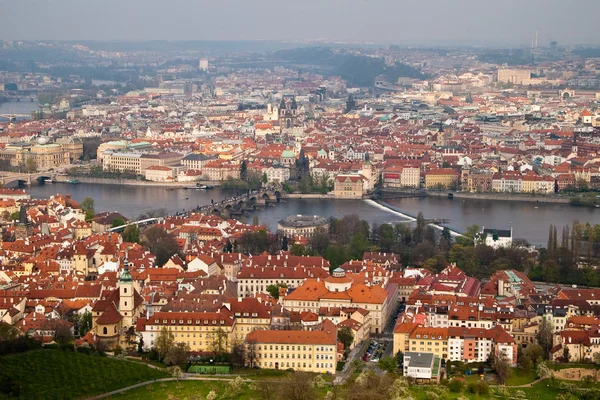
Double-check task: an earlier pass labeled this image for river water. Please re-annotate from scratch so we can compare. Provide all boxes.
[26,182,600,246]
[0,100,40,120]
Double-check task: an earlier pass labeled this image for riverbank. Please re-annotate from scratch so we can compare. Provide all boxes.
[55,176,220,188]
[285,193,334,199]
[427,191,572,204]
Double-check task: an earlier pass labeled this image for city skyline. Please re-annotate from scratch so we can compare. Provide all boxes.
[1,0,600,46]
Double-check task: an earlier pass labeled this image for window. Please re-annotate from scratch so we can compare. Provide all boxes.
[103,327,107,335]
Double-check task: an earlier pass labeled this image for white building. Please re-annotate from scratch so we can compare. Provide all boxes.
[478,227,513,249]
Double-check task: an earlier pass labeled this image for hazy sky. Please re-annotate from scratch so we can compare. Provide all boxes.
[1,0,599,46]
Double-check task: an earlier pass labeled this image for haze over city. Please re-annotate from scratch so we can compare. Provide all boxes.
[1,0,600,45]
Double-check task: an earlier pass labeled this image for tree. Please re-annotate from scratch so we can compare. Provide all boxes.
[309,230,330,255]
[240,160,248,182]
[9,211,20,222]
[81,197,95,221]
[378,356,398,373]
[25,157,37,173]
[281,236,289,251]
[337,327,354,351]
[170,365,183,380]
[122,225,140,243]
[254,380,280,400]
[290,243,307,256]
[245,339,258,368]
[209,327,229,356]
[324,245,349,270]
[349,233,370,260]
[53,321,74,346]
[279,372,316,400]
[494,352,512,385]
[78,311,92,336]
[537,319,554,358]
[137,334,144,353]
[164,342,190,366]
[111,217,125,228]
[266,283,287,299]
[262,172,268,185]
[537,361,551,380]
[562,346,570,363]
[142,226,181,267]
[154,326,174,363]
[523,343,545,363]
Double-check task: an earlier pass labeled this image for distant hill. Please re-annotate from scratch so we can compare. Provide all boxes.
[334,55,426,87]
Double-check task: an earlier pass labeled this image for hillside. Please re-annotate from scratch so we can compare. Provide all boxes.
[0,350,168,399]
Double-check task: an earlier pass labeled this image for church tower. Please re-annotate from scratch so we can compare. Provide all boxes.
[119,258,135,327]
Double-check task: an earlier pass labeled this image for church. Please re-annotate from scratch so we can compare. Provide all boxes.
[91,259,145,349]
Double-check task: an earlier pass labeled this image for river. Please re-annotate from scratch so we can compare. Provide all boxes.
[26,182,600,246]
[0,100,40,121]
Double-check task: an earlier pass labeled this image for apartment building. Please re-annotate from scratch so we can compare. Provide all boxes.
[425,169,459,189]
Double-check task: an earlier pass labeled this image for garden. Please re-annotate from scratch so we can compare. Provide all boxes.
[0,349,168,399]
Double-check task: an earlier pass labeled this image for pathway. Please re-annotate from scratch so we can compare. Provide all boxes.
[87,375,244,400]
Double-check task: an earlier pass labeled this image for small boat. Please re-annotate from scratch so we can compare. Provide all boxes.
[67,179,80,184]
[165,188,176,191]
[184,186,202,190]
[45,179,53,183]
[534,206,539,209]
[185,197,189,200]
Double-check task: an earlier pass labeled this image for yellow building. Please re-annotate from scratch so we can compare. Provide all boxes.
[394,322,449,360]
[333,174,365,199]
[244,320,337,374]
[0,143,71,170]
[141,311,235,352]
[425,169,459,189]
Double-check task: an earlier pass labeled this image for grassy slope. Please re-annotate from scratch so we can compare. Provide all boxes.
[0,350,168,400]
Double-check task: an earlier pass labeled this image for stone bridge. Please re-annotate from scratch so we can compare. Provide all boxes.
[198,188,283,218]
[0,172,55,186]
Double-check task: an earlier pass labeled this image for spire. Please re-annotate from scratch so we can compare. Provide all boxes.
[120,258,132,283]
[19,205,27,224]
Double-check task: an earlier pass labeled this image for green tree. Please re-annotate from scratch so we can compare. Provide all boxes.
[337,327,354,351]
[378,356,397,373]
[378,224,397,252]
[81,197,95,221]
[122,225,140,243]
[324,245,349,270]
[240,160,248,182]
[349,233,370,260]
[262,172,268,185]
[111,217,125,228]
[154,326,174,362]
[290,243,308,256]
[9,211,20,222]
[537,318,554,358]
[266,283,287,299]
[78,311,92,336]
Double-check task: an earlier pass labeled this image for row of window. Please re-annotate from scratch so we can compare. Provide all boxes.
[258,345,333,352]
[258,362,333,369]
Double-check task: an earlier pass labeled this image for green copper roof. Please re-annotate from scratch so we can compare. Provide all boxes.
[119,259,133,282]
